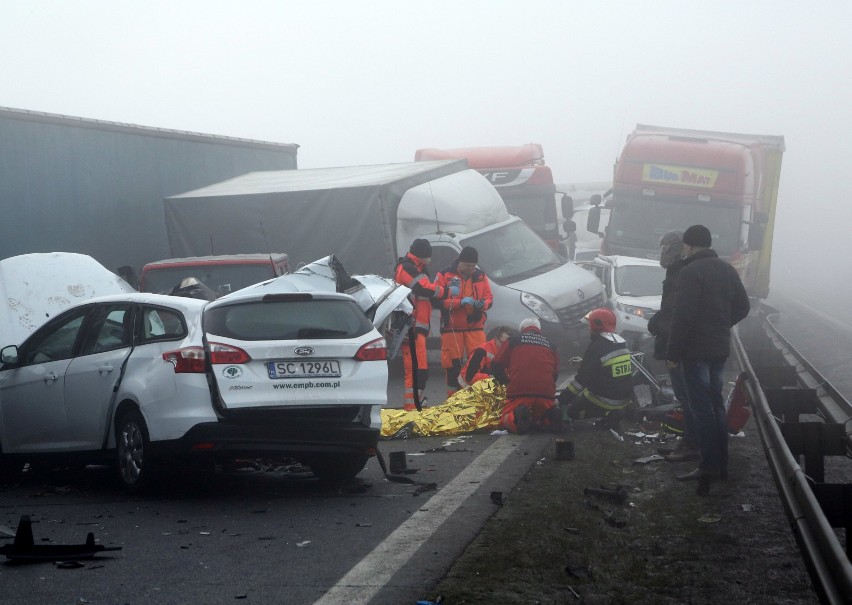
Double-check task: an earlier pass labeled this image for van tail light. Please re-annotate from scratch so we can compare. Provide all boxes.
[354,337,387,361]
[163,343,251,373]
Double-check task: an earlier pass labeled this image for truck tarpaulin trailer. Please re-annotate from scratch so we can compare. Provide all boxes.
[586,125,784,298]
[164,160,604,351]
[414,144,560,251]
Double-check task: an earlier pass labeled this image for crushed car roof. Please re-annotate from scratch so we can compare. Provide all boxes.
[0,252,136,347]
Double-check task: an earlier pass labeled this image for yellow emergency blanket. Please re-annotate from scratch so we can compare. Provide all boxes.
[380,378,507,439]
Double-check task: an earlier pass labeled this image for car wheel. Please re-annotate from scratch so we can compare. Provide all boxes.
[0,449,21,482]
[308,454,369,482]
[115,410,153,491]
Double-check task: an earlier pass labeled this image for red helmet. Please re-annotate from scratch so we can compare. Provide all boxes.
[583,307,617,333]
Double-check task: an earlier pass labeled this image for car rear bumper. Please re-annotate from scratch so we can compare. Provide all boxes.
[149,414,380,461]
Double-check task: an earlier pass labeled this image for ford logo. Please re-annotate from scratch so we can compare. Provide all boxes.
[294,346,315,356]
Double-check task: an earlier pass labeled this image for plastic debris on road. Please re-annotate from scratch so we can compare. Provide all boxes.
[381,378,506,438]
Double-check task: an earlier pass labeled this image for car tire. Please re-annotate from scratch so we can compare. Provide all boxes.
[0,448,21,482]
[308,454,369,482]
[115,410,154,492]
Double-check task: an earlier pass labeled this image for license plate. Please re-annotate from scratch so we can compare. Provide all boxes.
[267,360,341,379]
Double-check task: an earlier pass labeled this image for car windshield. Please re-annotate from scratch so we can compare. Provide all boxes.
[606,196,741,257]
[204,298,374,341]
[503,195,554,233]
[614,264,666,297]
[461,220,563,285]
[141,264,275,296]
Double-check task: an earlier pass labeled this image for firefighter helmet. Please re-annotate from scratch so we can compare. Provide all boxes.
[583,307,617,333]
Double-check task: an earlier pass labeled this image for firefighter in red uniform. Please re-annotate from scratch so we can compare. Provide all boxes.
[435,247,494,397]
[394,239,456,410]
[491,318,562,434]
[458,327,512,388]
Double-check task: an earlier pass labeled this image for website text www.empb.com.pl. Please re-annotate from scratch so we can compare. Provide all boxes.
[273,380,341,390]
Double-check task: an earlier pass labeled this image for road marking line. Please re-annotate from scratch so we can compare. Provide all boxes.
[312,435,526,604]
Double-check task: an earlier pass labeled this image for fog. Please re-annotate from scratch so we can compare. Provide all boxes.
[1,1,850,318]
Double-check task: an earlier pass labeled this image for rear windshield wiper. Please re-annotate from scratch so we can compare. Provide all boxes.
[297,327,350,338]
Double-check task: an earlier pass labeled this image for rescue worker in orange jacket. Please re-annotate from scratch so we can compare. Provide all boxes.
[458,327,512,388]
[434,246,494,397]
[491,318,562,434]
[557,307,634,430]
[394,239,457,410]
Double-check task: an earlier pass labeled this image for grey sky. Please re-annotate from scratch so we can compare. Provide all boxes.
[2,1,850,301]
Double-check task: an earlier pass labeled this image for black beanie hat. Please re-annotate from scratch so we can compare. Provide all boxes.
[459,246,478,263]
[409,238,432,258]
[682,225,712,248]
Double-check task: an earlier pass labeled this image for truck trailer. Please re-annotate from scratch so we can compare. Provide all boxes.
[414,144,560,251]
[0,106,298,273]
[164,160,605,351]
[586,125,785,298]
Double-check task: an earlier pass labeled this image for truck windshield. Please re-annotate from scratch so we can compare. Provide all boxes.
[462,220,563,285]
[141,264,276,296]
[607,197,741,257]
[614,265,666,297]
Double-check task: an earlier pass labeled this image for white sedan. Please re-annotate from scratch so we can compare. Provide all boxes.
[576,255,665,348]
[0,257,409,490]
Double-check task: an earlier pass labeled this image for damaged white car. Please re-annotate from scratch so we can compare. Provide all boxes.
[0,256,410,489]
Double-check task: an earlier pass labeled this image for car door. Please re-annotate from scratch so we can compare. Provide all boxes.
[0,307,89,453]
[63,303,134,450]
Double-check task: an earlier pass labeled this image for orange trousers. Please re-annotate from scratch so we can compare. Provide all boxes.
[441,330,485,397]
[402,332,428,410]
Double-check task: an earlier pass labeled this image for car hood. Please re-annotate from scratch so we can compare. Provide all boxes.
[215,255,411,326]
[0,252,136,347]
[507,261,605,309]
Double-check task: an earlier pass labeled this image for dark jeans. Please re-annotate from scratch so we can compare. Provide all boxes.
[669,363,697,446]
[681,359,728,474]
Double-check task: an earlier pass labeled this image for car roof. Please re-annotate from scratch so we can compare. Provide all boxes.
[142,254,288,268]
[81,292,208,313]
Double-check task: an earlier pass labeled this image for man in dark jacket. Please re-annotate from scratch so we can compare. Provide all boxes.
[558,307,634,430]
[491,318,561,434]
[646,230,696,460]
[667,224,750,495]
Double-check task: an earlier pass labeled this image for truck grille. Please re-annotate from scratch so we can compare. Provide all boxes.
[556,293,605,328]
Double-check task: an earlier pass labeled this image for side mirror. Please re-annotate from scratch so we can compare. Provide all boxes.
[590,194,602,207]
[586,206,601,235]
[1,345,20,366]
[748,223,766,251]
[561,194,574,219]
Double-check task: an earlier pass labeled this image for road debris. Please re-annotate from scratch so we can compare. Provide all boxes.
[0,516,121,562]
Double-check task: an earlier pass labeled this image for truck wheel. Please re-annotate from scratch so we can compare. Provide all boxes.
[115,410,155,492]
[308,454,368,482]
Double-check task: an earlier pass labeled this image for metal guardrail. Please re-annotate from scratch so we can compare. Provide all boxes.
[732,309,852,604]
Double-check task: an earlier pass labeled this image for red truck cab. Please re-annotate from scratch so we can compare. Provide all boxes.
[415,144,560,251]
[139,253,290,298]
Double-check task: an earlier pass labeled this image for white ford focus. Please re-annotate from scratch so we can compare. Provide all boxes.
[0,257,409,490]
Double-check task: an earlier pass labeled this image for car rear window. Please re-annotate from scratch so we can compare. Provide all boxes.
[204,299,374,341]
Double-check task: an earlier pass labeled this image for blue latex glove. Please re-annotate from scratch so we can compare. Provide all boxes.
[448,285,460,297]
[473,298,485,309]
[460,296,475,307]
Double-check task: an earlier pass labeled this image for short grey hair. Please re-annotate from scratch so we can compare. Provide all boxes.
[519,317,541,331]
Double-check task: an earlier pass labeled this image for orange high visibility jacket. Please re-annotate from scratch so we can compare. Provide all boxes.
[435,261,493,332]
[394,252,447,334]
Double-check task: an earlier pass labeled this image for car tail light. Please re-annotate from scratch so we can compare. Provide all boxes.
[354,337,387,361]
[163,343,251,373]
[209,343,251,364]
[163,347,206,373]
